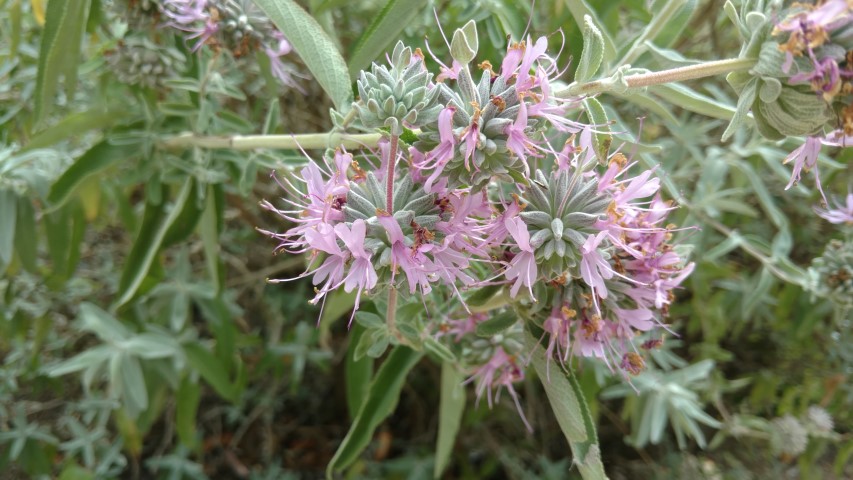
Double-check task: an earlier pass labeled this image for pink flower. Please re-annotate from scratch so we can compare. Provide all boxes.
[784,135,825,202]
[415,107,457,193]
[815,192,853,224]
[334,220,378,312]
[378,214,434,294]
[504,101,536,175]
[468,347,532,432]
[504,217,537,299]
[580,232,614,302]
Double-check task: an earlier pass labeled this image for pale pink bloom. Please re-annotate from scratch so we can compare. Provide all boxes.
[504,101,536,175]
[377,214,434,294]
[504,217,537,299]
[784,135,826,203]
[468,347,532,432]
[416,107,458,193]
[333,220,378,314]
[580,232,614,301]
[815,192,853,224]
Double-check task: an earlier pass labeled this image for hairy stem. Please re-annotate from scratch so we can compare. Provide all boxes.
[386,134,398,211]
[386,287,403,342]
[159,132,385,151]
[557,57,756,98]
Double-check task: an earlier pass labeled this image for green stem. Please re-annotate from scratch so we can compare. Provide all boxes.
[386,134,398,212]
[617,0,687,67]
[557,57,756,98]
[159,131,385,151]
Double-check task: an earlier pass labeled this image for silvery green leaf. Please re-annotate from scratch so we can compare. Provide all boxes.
[722,78,756,141]
[450,20,478,64]
[253,0,353,111]
[575,15,604,82]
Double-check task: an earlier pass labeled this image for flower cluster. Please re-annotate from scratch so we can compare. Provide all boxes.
[162,0,297,87]
[262,22,694,421]
[770,0,853,200]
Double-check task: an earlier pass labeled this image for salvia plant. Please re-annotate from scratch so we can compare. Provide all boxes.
[2,0,853,478]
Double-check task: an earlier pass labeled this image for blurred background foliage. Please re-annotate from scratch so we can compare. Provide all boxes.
[0,0,851,478]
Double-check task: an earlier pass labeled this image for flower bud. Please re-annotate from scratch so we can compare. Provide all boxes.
[353,41,441,135]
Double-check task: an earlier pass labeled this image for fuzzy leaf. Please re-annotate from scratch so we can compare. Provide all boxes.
[253,0,353,111]
[348,0,427,77]
[434,363,466,479]
[526,331,608,480]
[328,346,422,475]
[34,0,90,124]
[575,15,604,82]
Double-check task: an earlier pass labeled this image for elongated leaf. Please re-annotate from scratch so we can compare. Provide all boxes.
[118,354,148,414]
[34,0,90,124]
[184,343,239,403]
[475,311,518,337]
[14,197,37,273]
[176,376,201,448]
[0,190,16,268]
[328,347,423,475]
[253,0,353,110]
[115,178,193,307]
[575,15,604,82]
[583,97,611,163]
[348,0,426,77]
[46,345,112,377]
[526,331,608,480]
[345,324,374,419]
[162,180,203,248]
[48,141,136,208]
[563,0,616,63]
[25,107,125,151]
[650,83,737,121]
[434,362,466,479]
[199,185,222,292]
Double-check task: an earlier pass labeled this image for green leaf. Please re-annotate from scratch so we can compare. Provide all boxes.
[34,0,91,124]
[0,190,16,268]
[345,324,374,420]
[582,97,611,163]
[115,178,194,308]
[14,197,37,273]
[161,180,203,248]
[25,106,123,151]
[46,345,112,377]
[176,376,201,449]
[423,337,456,363]
[651,0,697,48]
[475,311,518,337]
[327,346,423,476]
[563,0,617,63]
[199,185,223,293]
[650,83,737,121]
[721,78,756,141]
[43,200,86,282]
[48,141,136,208]
[434,362,465,479]
[253,0,353,111]
[575,15,604,82]
[79,302,131,342]
[118,354,148,414]
[347,0,427,78]
[184,343,239,403]
[526,331,608,480]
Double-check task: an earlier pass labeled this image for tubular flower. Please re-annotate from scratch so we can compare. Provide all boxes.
[265,24,695,429]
